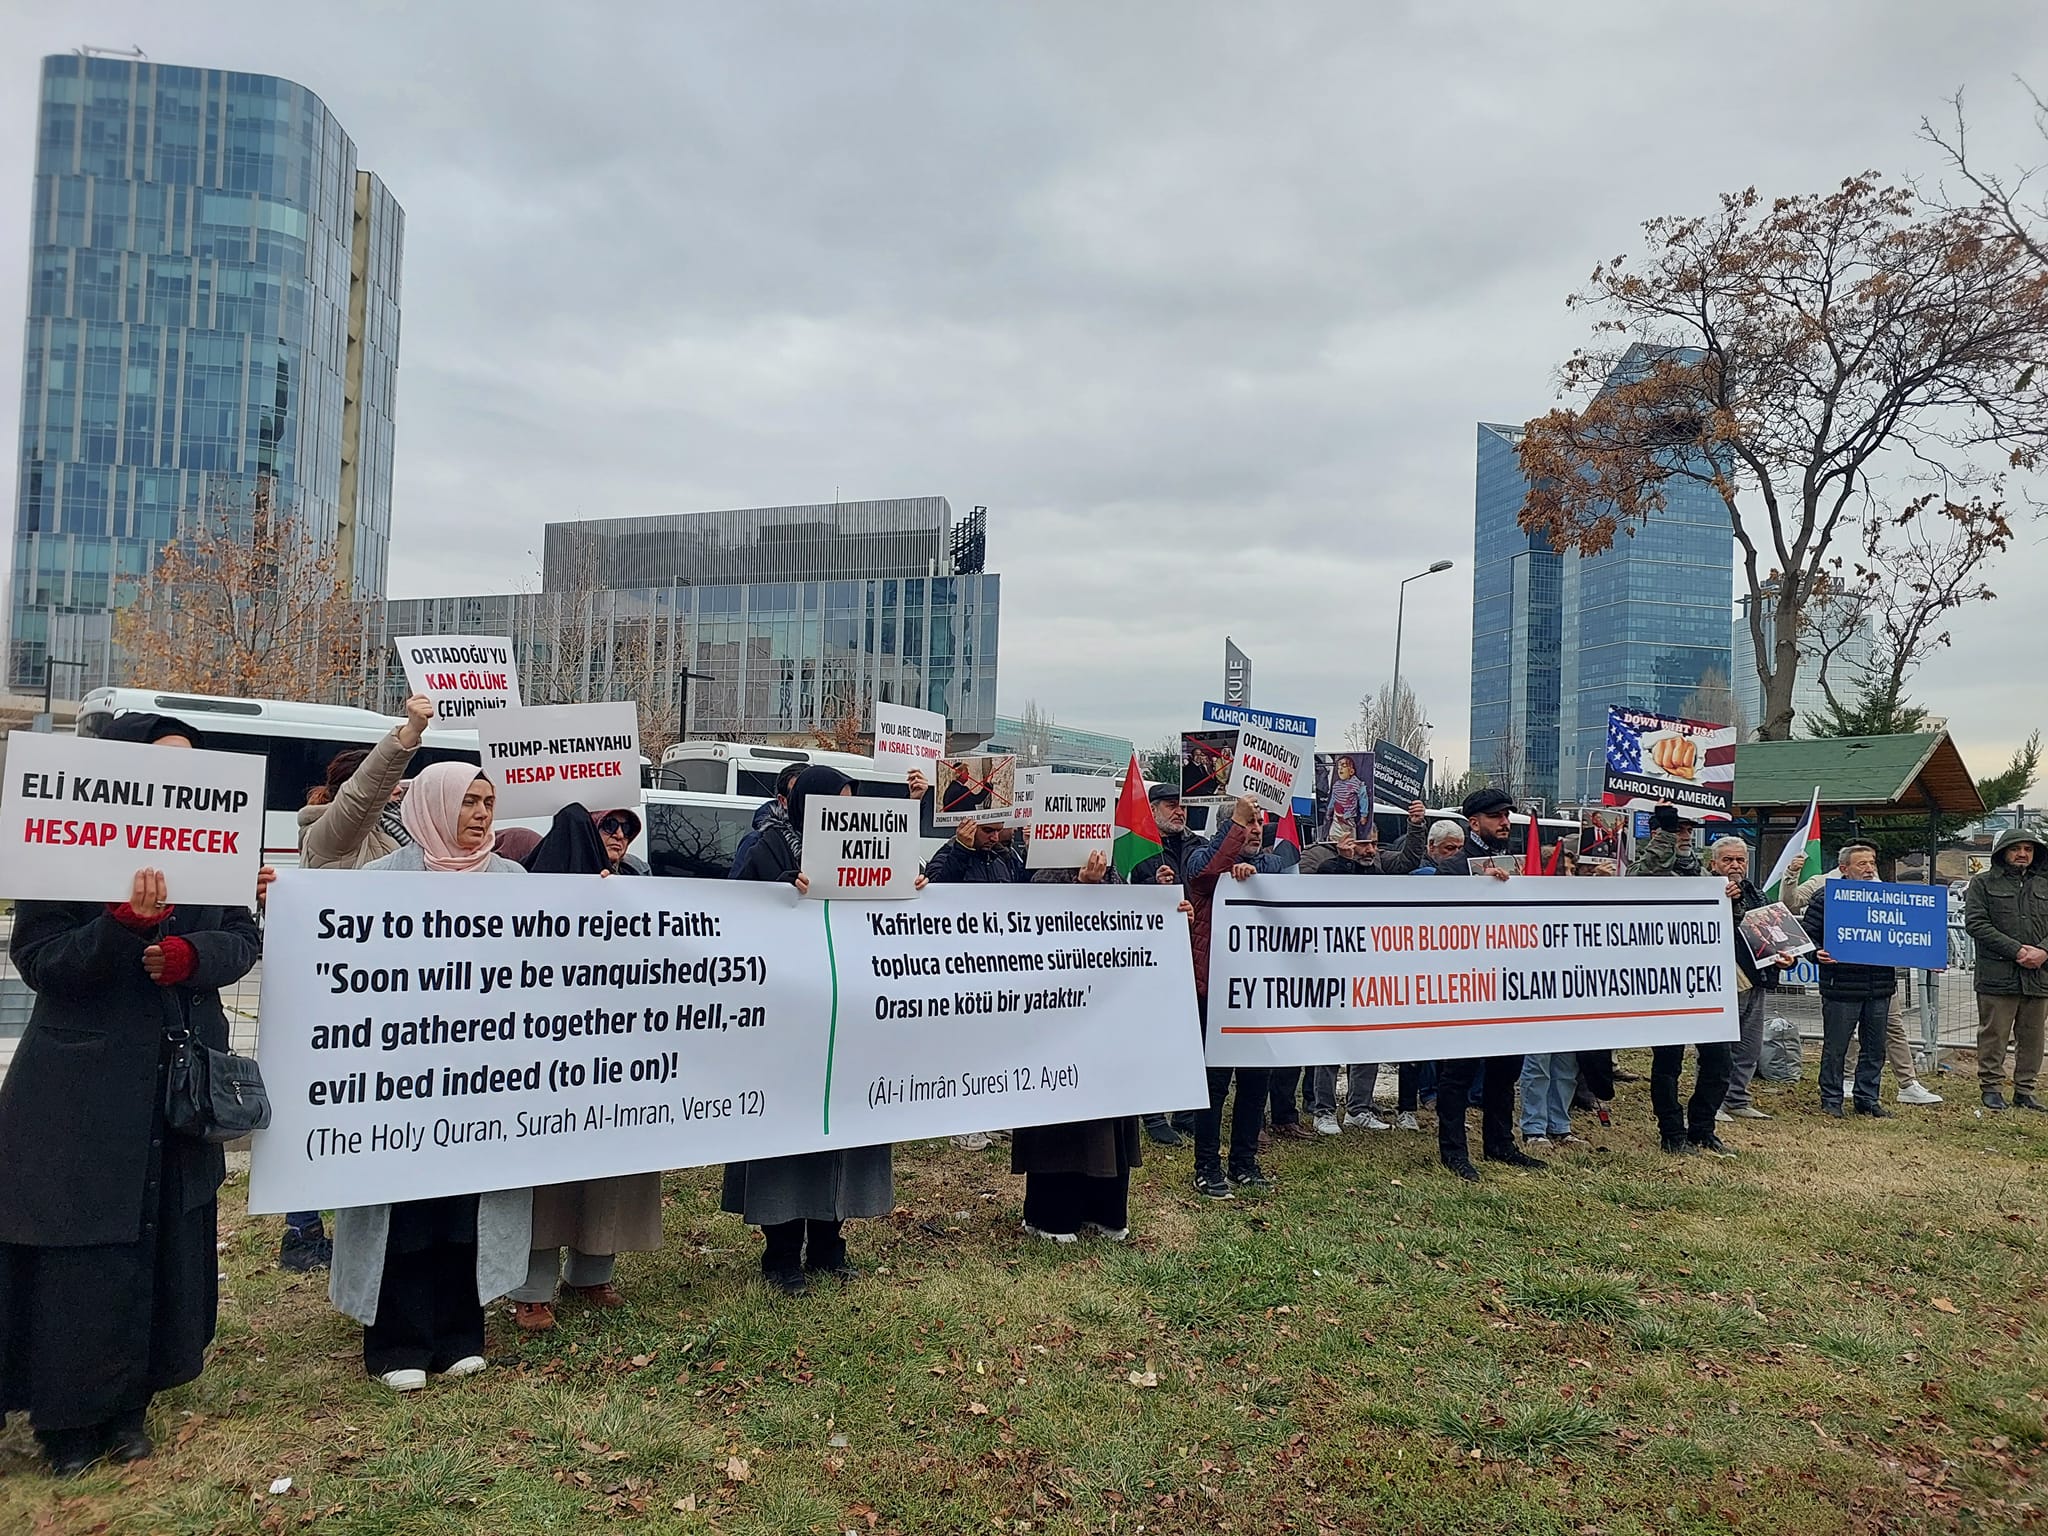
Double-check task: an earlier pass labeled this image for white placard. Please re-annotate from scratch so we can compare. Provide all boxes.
[935,754,1016,827]
[0,731,265,907]
[1025,774,1116,869]
[873,701,946,780]
[1012,766,1045,832]
[393,635,522,722]
[1205,874,1739,1067]
[245,873,1207,1212]
[1228,726,1305,817]
[474,702,640,820]
[800,792,920,899]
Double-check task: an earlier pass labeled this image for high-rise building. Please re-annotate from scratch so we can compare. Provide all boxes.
[6,53,401,692]
[1732,578,1876,735]
[1469,421,1562,804]
[1471,349,1736,808]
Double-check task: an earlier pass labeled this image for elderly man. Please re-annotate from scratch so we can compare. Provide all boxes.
[1800,843,1898,1119]
[1711,835,1796,1121]
[1964,827,2048,1112]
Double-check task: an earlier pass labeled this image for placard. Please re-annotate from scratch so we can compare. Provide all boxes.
[1012,766,1045,832]
[393,635,522,721]
[1603,708,1736,820]
[1201,701,1316,738]
[800,792,920,899]
[1738,901,1813,964]
[474,702,641,820]
[1025,774,1116,869]
[1823,880,1947,967]
[1229,726,1305,818]
[873,701,946,780]
[1314,751,1375,841]
[1577,807,1631,870]
[1,730,265,907]
[934,754,1016,826]
[1373,740,1430,807]
[1205,873,1740,1067]
[245,873,1207,1212]
[1181,730,1236,805]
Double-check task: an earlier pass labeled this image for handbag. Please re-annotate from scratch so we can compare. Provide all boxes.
[165,1025,272,1143]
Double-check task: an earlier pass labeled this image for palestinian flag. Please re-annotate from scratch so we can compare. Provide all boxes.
[1276,806,1302,850]
[1113,754,1162,877]
[1762,788,1821,902]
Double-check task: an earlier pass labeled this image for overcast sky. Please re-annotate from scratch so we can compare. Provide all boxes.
[4,1,2047,781]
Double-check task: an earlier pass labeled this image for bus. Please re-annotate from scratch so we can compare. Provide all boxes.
[659,739,942,842]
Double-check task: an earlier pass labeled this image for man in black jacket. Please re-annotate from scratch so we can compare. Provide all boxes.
[1716,836,1796,1122]
[1800,842,1897,1119]
[1640,830,1739,1156]
[1131,785,1206,1146]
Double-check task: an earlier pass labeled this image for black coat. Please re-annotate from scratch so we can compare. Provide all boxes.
[0,900,260,1248]
[1130,825,1203,887]
[1800,882,1898,1001]
[924,837,1026,884]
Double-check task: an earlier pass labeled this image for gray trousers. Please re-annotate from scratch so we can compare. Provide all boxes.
[510,1246,616,1303]
[1722,987,1767,1109]
[1308,1065,1368,1117]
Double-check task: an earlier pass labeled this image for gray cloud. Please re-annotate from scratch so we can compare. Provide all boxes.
[3,0,2046,781]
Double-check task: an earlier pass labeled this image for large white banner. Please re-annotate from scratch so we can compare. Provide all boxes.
[474,702,641,819]
[247,872,1206,1212]
[393,635,522,722]
[1,731,265,906]
[1205,874,1739,1067]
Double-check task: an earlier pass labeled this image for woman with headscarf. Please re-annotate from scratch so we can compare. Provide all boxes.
[0,713,262,1474]
[723,765,923,1292]
[592,806,646,875]
[503,805,664,1332]
[328,763,533,1392]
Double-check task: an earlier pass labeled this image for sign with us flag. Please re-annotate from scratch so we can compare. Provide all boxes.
[1602,708,1736,820]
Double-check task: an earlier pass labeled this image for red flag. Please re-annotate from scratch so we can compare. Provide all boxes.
[1277,807,1301,849]
[1113,754,1163,877]
[1543,840,1564,876]
[1523,813,1542,875]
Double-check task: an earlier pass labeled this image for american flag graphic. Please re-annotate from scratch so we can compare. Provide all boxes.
[1606,716,1643,774]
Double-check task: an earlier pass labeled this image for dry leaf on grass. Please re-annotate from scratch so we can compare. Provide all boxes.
[1931,1297,1960,1314]
[725,1454,752,1482]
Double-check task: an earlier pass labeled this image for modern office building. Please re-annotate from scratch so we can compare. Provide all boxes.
[982,715,1136,775]
[6,53,401,692]
[1732,577,1876,735]
[1471,349,1736,808]
[358,499,1000,745]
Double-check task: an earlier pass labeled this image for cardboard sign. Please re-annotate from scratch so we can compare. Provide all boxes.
[393,635,522,722]
[474,702,641,820]
[1738,901,1813,965]
[1012,766,1045,832]
[1181,730,1236,805]
[1602,708,1736,820]
[934,754,1016,826]
[1229,726,1305,818]
[873,701,946,780]
[800,792,920,899]
[1,730,265,906]
[1025,774,1116,869]
[1201,701,1316,738]
[1577,807,1631,870]
[1374,740,1430,807]
[1314,751,1375,842]
[1824,880,1948,967]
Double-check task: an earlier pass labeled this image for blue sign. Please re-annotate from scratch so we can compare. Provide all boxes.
[1201,701,1316,737]
[1824,880,1948,967]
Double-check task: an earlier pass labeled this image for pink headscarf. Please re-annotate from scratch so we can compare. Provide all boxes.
[400,762,497,873]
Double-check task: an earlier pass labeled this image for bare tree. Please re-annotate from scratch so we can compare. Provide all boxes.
[1348,679,1432,758]
[518,549,683,758]
[1678,665,1739,729]
[1488,724,1522,805]
[1012,699,1058,765]
[1920,85,2048,272]
[1517,175,2048,740]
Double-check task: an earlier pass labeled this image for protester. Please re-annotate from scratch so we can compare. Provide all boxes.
[593,806,647,875]
[506,806,665,1331]
[1799,843,1897,1119]
[282,691,435,1272]
[1518,1050,1580,1148]
[1788,866,1943,1106]
[331,765,534,1391]
[722,765,924,1291]
[0,713,261,1474]
[924,815,1025,1148]
[1131,784,1208,1147]
[1178,795,1266,1197]
[1567,853,1618,1126]
[728,762,804,879]
[1224,818,1307,1144]
[1633,802,1703,877]
[1011,853,1157,1242]
[1711,836,1793,1123]
[1638,823,1738,1156]
[1963,826,2048,1112]
[1459,786,1519,867]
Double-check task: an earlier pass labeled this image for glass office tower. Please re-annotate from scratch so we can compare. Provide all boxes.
[7,53,401,691]
[1468,421,1562,804]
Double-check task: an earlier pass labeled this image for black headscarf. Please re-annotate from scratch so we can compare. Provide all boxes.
[522,803,609,875]
[786,767,853,844]
[100,711,204,749]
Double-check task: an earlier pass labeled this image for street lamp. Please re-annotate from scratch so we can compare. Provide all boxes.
[1389,560,1453,747]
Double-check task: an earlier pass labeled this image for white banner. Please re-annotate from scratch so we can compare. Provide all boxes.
[1012,766,1045,833]
[246,873,1206,1212]
[800,793,920,899]
[393,635,522,722]
[1,731,265,906]
[1229,726,1305,817]
[475,702,640,820]
[1025,773,1116,869]
[1204,874,1739,1067]
[872,701,946,780]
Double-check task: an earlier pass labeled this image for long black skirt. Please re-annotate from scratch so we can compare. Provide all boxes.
[0,1156,216,1433]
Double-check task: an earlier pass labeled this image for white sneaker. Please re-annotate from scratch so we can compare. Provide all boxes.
[1312,1113,1343,1136]
[1714,1107,1733,1123]
[1395,1111,1421,1132]
[443,1355,487,1378]
[1021,1221,1077,1245]
[1082,1222,1130,1242]
[1897,1080,1943,1105]
[953,1132,993,1150]
[1522,1134,1552,1149]
[1554,1132,1587,1146]
[1344,1110,1391,1131]
[380,1368,427,1392]
[1726,1104,1771,1120]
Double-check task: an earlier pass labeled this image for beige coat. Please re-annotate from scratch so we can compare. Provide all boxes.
[530,1175,666,1254]
[297,726,413,869]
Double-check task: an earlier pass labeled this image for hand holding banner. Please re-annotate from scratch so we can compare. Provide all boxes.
[1229,727,1305,818]
[394,635,522,721]
[1025,774,1116,869]
[800,793,921,898]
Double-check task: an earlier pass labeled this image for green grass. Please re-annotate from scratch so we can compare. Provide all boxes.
[4,1058,2047,1534]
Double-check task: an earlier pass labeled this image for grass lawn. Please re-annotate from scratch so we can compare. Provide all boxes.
[4,1057,2045,1534]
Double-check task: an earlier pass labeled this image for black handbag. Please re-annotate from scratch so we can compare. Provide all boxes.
[164,1025,272,1143]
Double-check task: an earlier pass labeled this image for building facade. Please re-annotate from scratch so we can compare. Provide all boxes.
[1468,421,1562,804]
[544,497,954,589]
[6,54,401,692]
[1732,579,1876,736]
[982,715,1136,775]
